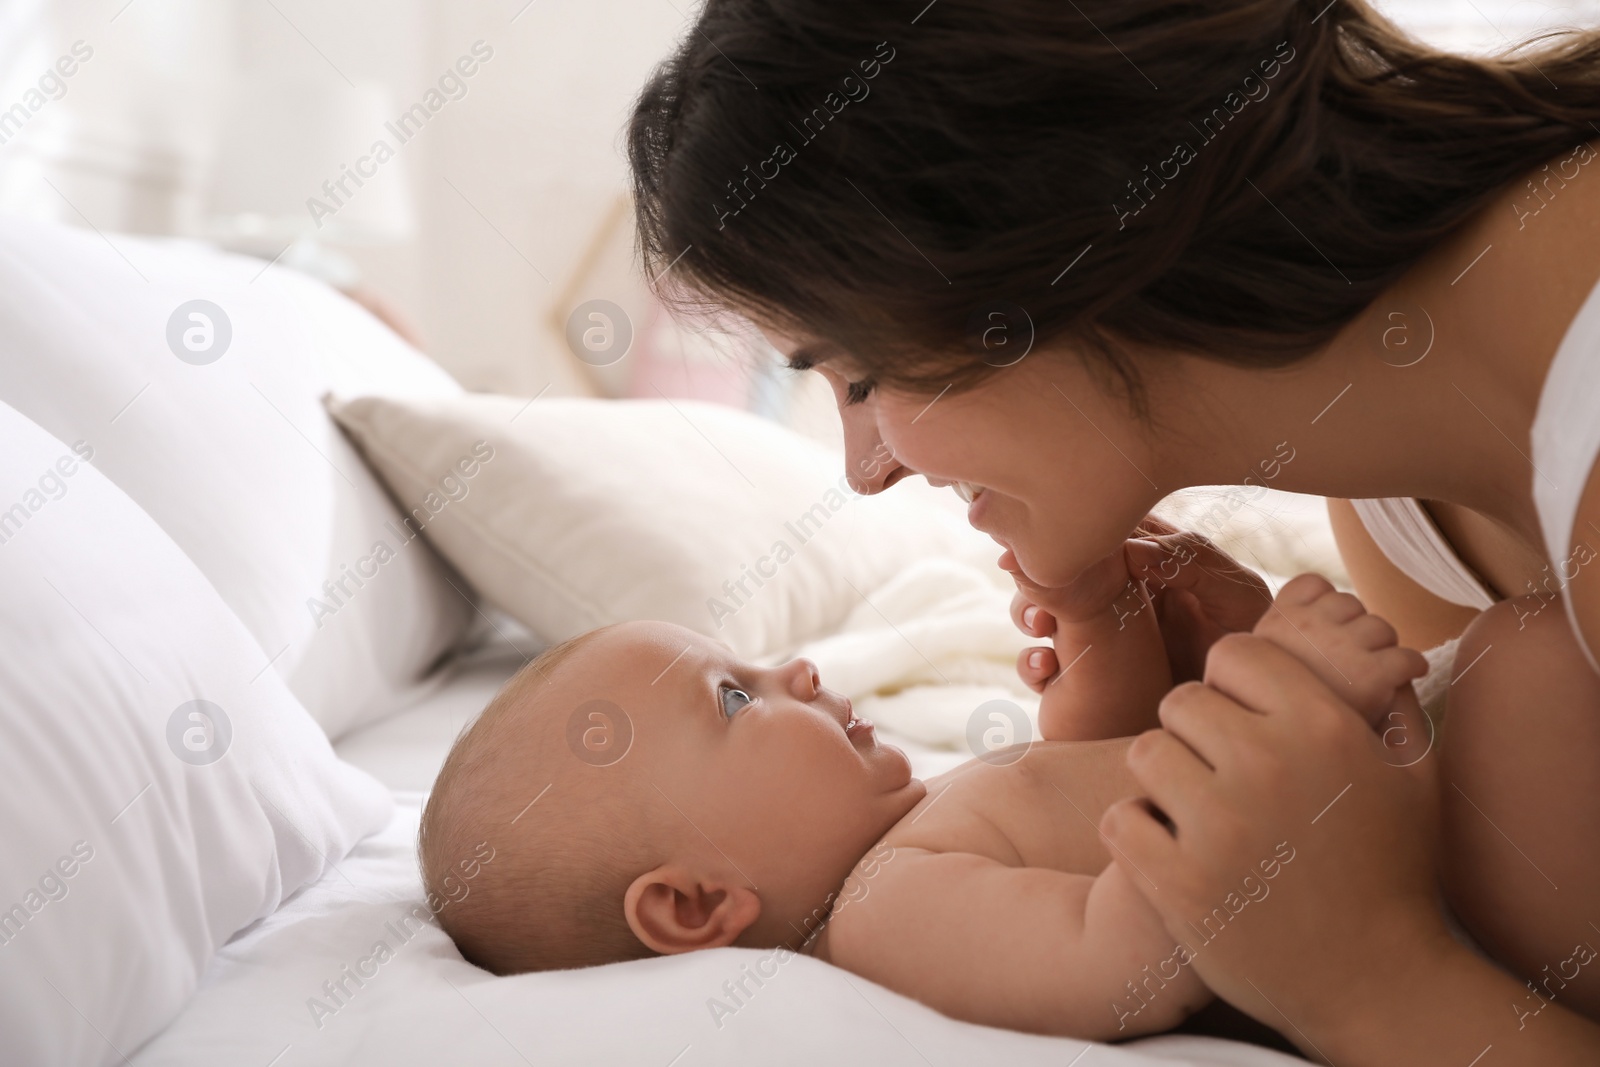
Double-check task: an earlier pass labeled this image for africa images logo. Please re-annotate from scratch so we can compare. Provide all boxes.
[1111,40,1297,230]
[711,41,896,231]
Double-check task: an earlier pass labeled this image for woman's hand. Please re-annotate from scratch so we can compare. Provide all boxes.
[1012,518,1273,690]
[1100,633,1452,1040]
[1003,543,1135,627]
[1126,522,1274,682]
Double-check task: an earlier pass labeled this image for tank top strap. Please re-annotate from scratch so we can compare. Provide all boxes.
[1530,274,1600,675]
[1349,497,1495,611]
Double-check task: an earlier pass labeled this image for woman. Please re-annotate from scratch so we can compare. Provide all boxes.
[628,0,1600,1060]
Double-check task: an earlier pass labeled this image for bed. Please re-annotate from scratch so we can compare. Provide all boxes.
[130,631,1299,1067]
[0,214,1311,1066]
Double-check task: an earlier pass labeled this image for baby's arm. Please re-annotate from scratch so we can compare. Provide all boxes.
[823,847,1210,1039]
[1011,543,1173,741]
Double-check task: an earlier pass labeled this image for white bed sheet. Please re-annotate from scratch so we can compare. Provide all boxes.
[134,644,1305,1067]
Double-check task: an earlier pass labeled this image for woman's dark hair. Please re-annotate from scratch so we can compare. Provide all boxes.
[628,0,1600,402]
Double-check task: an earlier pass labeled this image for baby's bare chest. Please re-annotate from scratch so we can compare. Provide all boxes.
[879,738,1139,875]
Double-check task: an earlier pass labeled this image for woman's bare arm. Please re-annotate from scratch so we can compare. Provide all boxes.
[1102,633,1600,1065]
[1319,934,1600,1066]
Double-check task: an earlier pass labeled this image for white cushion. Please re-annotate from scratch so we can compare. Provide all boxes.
[0,398,392,1065]
[327,393,988,659]
[0,215,472,738]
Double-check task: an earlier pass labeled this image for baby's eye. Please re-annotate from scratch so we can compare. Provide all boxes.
[720,685,754,718]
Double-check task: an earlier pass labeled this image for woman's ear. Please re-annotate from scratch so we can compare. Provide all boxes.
[623,865,761,955]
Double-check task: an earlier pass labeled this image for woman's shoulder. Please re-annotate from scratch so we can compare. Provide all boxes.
[1347,136,1600,656]
[1477,135,1600,672]
[1407,136,1600,370]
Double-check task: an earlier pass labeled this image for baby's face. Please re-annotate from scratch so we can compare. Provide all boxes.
[559,621,926,940]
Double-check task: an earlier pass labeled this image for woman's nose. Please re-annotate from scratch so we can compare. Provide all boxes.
[840,401,906,495]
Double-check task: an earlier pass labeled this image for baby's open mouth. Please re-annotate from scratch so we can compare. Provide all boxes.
[836,695,873,740]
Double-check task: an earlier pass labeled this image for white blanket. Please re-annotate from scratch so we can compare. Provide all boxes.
[791,486,1344,754]
[131,501,1338,1066]
[134,794,1301,1067]
[789,556,1042,751]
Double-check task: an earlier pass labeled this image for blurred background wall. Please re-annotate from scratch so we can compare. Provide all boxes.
[0,0,1596,400]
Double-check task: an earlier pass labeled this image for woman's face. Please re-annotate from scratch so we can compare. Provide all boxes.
[761,325,1175,588]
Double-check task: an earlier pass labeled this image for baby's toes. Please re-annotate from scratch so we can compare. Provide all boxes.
[1344,612,1399,650]
[1375,645,1429,686]
[1253,600,1306,644]
[1337,646,1428,725]
[1274,572,1337,608]
[1314,590,1367,624]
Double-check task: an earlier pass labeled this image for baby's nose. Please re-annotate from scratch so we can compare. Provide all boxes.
[786,657,821,699]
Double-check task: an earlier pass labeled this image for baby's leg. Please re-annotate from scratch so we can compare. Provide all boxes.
[1440,594,1600,1020]
[1249,574,1428,728]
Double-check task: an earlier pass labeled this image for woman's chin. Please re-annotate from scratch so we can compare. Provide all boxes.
[1001,540,1055,585]
[1010,542,1124,590]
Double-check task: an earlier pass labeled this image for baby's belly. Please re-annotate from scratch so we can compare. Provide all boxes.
[882,736,1140,875]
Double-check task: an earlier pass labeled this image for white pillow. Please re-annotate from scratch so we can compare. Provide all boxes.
[0,398,392,1066]
[0,215,472,738]
[327,393,989,659]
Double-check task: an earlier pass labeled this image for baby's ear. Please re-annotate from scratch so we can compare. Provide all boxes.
[624,865,761,954]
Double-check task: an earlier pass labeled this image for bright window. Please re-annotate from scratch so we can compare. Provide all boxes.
[1376,0,1600,52]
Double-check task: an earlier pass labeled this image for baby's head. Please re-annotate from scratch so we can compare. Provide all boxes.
[419,620,925,973]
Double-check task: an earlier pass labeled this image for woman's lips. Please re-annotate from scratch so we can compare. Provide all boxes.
[966,485,991,529]
[946,482,993,528]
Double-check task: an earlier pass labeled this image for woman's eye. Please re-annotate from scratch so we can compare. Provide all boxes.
[844,378,875,406]
[720,686,754,718]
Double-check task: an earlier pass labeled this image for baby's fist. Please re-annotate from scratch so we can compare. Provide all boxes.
[1251,574,1428,726]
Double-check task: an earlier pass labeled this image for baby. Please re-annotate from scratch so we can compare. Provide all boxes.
[419,553,1428,1040]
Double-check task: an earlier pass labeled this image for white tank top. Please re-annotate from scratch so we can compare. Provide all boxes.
[1352,274,1600,675]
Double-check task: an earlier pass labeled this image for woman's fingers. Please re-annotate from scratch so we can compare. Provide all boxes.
[1201,632,1359,733]
[1156,680,1252,771]
[1127,531,1272,633]
[1002,539,1061,690]
[1005,544,1134,625]
[1122,527,1272,683]
[1015,645,1057,693]
[1109,671,1449,1031]
[1125,725,1217,815]
[1009,588,1055,638]
[1100,795,1182,893]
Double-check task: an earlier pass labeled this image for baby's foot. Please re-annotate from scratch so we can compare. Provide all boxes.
[1252,574,1428,727]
